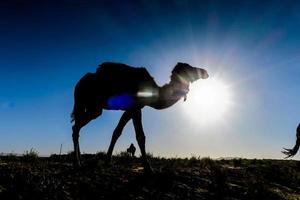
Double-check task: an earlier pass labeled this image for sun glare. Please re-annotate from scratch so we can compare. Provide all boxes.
[183,78,233,124]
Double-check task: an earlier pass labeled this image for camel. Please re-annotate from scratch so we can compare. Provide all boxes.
[282,123,300,158]
[71,62,209,172]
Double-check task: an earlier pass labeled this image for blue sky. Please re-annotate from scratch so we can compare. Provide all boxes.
[0,0,300,158]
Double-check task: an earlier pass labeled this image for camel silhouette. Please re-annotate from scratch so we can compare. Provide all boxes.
[71,62,209,173]
[282,123,300,158]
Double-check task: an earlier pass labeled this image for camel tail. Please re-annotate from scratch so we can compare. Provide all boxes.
[71,84,84,123]
[70,87,78,123]
[71,92,85,123]
[70,108,76,123]
[71,101,78,123]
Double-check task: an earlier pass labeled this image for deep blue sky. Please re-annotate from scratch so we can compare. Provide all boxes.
[1,0,300,158]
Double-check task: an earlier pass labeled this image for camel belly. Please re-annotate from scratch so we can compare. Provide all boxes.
[106,93,136,110]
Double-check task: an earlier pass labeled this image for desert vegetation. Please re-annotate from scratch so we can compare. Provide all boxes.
[0,152,299,200]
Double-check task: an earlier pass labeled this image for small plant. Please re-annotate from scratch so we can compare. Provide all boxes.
[187,155,200,166]
[146,152,154,159]
[23,148,39,162]
[4,152,18,161]
[206,161,228,199]
[95,151,106,160]
[116,151,130,158]
[232,158,242,167]
[199,157,214,168]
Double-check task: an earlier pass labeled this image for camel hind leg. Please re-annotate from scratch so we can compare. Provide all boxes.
[72,106,102,167]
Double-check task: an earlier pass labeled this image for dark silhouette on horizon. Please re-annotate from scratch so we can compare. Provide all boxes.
[127,143,136,157]
[282,123,300,158]
[71,62,209,173]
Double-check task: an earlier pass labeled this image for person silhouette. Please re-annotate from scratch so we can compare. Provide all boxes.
[127,143,136,157]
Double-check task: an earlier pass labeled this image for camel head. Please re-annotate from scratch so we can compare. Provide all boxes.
[171,62,209,84]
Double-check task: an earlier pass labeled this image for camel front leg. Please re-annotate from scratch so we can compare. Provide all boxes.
[106,110,132,163]
[132,109,153,174]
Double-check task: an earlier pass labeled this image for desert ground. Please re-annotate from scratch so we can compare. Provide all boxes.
[0,152,299,200]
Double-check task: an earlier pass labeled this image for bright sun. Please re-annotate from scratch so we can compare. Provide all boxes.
[183,78,233,124]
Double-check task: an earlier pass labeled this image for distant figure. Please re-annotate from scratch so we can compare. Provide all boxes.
[127,143,136,157]
[282,123,300,158]
[71,62,209,173]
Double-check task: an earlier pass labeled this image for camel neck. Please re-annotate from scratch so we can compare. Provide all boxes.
[149,79,189,109]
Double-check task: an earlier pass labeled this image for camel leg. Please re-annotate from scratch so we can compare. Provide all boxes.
[72,109,102,167]
[132,109,153,173]
[282,124,300,158]
[106,111,132,163]
[282,131,300,158]
[72,124,81,167]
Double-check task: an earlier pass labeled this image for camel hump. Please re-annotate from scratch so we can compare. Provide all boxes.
[97,62,148,74]
[96,62,157,87]
[96,62,133,73]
